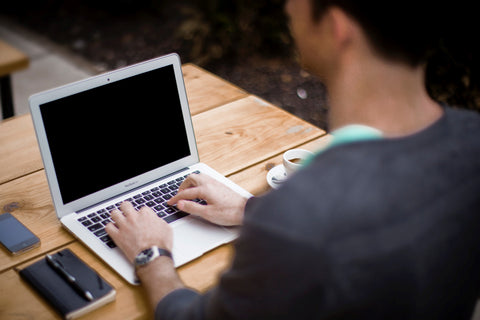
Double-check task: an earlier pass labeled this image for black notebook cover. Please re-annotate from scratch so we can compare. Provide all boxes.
[19,248,116,319]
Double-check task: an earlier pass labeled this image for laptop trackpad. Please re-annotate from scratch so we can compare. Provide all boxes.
[171,217,236,266]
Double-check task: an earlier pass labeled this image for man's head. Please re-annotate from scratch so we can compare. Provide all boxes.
[309,1,444,67]
[287,0,445,70]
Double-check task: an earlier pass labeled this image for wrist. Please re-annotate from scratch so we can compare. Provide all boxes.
[135,253,175,281]
[134,252,184,309]
[233,196,249,225]
[134,246,173,279]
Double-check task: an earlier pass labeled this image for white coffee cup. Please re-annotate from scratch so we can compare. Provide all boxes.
[283,148,314,177]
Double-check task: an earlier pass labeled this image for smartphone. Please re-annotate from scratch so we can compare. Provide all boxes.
[0,212,40,255]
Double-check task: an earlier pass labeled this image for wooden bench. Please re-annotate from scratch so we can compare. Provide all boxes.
[0,39,29,119]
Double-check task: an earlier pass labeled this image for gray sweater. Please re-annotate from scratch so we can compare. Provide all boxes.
[157,106,480,319]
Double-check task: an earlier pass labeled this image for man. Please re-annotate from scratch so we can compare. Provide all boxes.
[106,0,480,319]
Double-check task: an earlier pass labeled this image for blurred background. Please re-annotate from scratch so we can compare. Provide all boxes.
[2,0,479,130]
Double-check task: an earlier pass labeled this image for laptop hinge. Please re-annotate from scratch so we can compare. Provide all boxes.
[77,167,191,214]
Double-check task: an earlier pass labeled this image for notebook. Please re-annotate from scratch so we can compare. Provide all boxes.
[20,249,116,319]
[29,53,252,285]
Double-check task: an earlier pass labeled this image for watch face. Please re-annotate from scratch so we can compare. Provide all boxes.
[136,248,154,265]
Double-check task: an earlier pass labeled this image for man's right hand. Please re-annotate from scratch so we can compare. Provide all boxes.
[167,173,248,226]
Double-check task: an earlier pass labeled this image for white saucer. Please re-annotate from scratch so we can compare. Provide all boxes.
[267,164,287,189]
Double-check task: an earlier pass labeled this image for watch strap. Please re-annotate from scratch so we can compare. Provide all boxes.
[155,247,173,260]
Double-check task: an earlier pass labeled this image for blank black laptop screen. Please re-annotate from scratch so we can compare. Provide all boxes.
[40,64,191,204]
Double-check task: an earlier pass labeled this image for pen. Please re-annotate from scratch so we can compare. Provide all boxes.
[45,254,94,301]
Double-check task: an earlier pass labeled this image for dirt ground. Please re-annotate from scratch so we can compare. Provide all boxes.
[5,0,330,129]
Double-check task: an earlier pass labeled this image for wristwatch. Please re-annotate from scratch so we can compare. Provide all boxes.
[134,246,173,268]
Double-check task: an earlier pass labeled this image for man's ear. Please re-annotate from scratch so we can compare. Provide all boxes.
[326,6,355,50]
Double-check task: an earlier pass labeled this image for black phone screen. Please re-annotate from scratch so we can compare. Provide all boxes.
[0,213,40,254]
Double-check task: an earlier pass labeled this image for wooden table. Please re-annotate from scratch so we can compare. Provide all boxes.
[0,64,330,319]
[0,39,29,119]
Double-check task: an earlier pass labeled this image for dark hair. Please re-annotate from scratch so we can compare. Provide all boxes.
[310,1,479,112]
[310,1,446,67]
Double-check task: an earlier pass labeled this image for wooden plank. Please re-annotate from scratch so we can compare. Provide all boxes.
[0,40,29,76]
[228,134,333,196]
[0,113,43,185]
[194,95,325,176]
[0,170,74,273]
[182,64,247,115]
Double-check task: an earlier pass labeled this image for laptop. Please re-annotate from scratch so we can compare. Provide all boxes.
[29,53,252,285]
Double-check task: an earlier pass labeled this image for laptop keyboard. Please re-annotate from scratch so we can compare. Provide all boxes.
[77,170,204,249]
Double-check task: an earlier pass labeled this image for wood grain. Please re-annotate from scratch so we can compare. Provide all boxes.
[195,95,325,176]
[0,170,74,273]
[0,114,42,185]
[182,64,247,115]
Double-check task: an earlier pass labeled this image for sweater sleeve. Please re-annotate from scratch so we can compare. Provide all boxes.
[155,288,207,320]
[154,196,328,320]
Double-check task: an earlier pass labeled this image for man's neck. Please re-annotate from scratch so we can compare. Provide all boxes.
[327,56,444,137]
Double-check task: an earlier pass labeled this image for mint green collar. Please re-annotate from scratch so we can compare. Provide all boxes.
[329,124,383,148]
[303,124,383,166]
